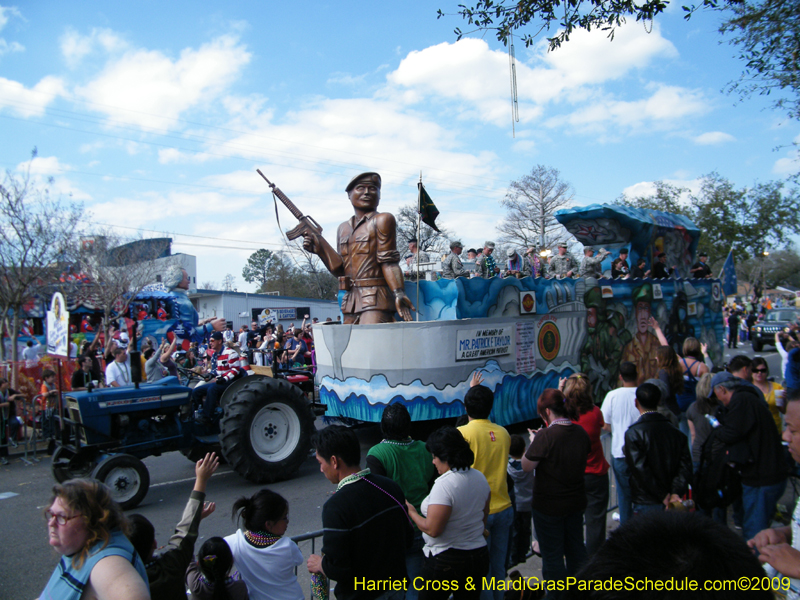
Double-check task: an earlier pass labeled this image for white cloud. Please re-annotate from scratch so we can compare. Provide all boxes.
[772,144,800,176]
[385,23,679,127]
[537,22,678,87]
[90,190,257,231]
[622,177,701,203]
[545,84,708,134]
[74,34,251,130]
[386,38,522,126]
[0,6,24,57]
[0,75,66,117]
[0,5,20,29]
[693,131,736,145]
[60,28,128,67]
[0,38,22,55]
[13,155,92,201]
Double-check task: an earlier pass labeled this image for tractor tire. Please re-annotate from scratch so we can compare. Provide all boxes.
[51,447,96,483]
[91,454,150,510]
[220,375,315,484]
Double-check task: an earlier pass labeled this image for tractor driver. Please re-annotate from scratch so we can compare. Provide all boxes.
[191,332,243,424]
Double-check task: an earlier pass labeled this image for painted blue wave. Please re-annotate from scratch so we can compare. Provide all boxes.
[319,365,573,426]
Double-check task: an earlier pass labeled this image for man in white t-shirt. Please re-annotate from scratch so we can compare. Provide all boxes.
[601,361,640,524]
[105,347,133,387]
[22,340,41,368]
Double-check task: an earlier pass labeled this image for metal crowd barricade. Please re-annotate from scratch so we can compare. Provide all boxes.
[0,390,44,466]
[291,529,325,596]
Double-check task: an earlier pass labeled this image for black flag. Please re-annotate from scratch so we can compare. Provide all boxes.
[418,182,440,232]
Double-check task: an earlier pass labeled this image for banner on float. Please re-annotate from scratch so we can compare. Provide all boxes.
[47,292,70,357]
[455,327,512,361]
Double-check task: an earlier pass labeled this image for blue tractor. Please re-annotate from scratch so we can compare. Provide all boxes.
[52,366,318,509]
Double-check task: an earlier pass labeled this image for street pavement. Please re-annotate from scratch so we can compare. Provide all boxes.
[0,339,787,599]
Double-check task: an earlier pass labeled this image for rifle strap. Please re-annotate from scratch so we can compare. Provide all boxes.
[273,192,288,245]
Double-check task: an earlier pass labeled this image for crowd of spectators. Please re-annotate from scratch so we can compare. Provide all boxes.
[27,305,800,599]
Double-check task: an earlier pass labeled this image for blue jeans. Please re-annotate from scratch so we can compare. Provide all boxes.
[742,480,787,541]
[480,506,513,600]
[532,508,587,588]
[612,457,633,524]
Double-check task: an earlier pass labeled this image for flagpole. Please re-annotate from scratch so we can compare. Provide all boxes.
[416,172,422,322]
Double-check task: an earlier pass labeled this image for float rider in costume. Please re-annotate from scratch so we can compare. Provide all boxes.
[165,266,225,349]
[302,172,415,324]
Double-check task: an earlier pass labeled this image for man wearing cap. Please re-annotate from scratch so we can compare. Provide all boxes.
[302,172,414,324]
[621,283,661,383]
[442,240,468,279]
[711,371,788,541]
[548,242,577,279]
[652,252,675,279]
[476,241,499,278]
[524,248,541,278]
[691,252,713,279]
[404,240,429,281]
[505,248,530,278]
[612,249,630,279]
[580,246,611,278]
[191,331,243,423]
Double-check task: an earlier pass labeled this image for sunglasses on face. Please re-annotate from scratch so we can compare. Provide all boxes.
[753,368,768,373]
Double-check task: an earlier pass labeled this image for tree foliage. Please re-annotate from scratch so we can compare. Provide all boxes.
[737,248,800,293]
[721,0,800,121]
[241,249,275,289]
[618,173,800,266]
[442,0,676,51]
[0,152,83,366]
[242,247,337,300]
[497,165,575,251]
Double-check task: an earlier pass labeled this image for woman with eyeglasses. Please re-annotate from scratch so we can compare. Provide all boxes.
[40,479,150,600]
[225,489,303,600]
[752,357,784,433]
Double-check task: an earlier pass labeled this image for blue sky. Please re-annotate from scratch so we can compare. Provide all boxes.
[1,1,796,292]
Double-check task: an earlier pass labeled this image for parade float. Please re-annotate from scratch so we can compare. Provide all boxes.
[314,204,725,426]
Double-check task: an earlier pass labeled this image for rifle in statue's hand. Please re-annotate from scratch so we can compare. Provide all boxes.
[257,169,323,241]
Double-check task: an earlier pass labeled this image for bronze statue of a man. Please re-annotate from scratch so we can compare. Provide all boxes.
[302,172,414,324]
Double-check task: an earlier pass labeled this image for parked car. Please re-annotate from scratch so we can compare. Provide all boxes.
[751,308,800,352]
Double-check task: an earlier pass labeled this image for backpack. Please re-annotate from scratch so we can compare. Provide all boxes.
[675,358,699,412]
[693,425,742,511]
